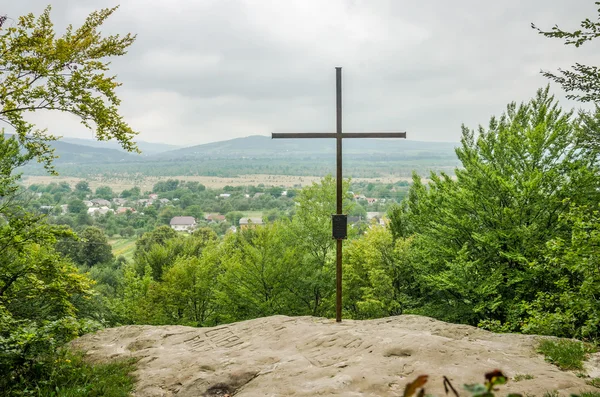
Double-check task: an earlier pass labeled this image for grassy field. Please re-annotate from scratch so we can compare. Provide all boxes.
[20,174,420,193]
[242,211,264,218]
[109,238,136,261]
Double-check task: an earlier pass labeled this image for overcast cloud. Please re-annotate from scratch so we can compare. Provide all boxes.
[3,0,599,146]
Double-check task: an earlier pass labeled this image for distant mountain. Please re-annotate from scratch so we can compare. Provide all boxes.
[60,137,181,155]
[47,139,140,164]
[17,134,460,178]
[155,135,459,160]
[3,133,140,164]
[20,134,458,163]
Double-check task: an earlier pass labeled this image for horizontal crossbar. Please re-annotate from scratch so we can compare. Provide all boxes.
[272,132,406,139]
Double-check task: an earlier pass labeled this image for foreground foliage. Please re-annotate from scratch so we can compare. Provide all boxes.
[4,350,137,397]
[0,5,136,394]
[0,134,102,388]
[403,370,600,397]
[537,339,594,371]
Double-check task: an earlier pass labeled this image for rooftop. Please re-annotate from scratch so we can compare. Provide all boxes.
[170,216,196,226]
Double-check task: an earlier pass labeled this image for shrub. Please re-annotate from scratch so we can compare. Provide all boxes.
[537,339,593,371]
[4,349,137,397]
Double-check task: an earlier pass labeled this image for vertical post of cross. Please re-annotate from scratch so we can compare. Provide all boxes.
[335,67,343,323]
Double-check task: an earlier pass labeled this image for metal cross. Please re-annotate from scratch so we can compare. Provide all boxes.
[272,67,406,322]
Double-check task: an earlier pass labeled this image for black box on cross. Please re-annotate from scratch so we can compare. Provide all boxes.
[331,214,347,240]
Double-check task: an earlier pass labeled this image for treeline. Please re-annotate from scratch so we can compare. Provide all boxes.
[80,176,393,327]
[20,156,458,179]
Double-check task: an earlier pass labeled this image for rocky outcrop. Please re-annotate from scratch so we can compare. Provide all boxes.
[70,315,599,396]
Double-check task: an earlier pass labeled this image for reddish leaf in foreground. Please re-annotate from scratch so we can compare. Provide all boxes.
[404,375,429,397]
[485,370,507,386]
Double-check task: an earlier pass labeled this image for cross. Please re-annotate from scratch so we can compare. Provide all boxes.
[272,67,406,322]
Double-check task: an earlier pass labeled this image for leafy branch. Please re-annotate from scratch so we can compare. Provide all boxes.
[532,2,600,103]
[0,6,139,172]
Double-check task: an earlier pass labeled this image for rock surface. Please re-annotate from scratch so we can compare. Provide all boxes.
[70,315,598,396]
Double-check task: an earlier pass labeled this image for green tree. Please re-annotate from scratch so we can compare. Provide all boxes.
[158,206,181,225]
[225,211,244,226]
[57,181,71,192]
[120,226,135,238]
[179,193,195,208]
[119,264,156,324]
[134,230,214,281]
[267,186,283,197]
[349,202,367,218]
[217,223,300,321]
[143,204,158,220]
[191,227,218,243]
[133,243,175,281]
[135,226,178,256]
[287,175,354,316]
[185,181,206,192]
[0,6,138,171]
[0,5,137,390]
[156,252,220,326]
[37,192,54,205]
[186,204,204,220]
[67,198,87,214]
[120,186,140,198]
[76,211,94,227]
[153,179,179,192]
[58,226,113,267]
[95,185,114,200]
[264,209,282,222]
[52,191,64,203]
[119,229,220,324]
[533,4,600,152]
[75,181,91,193]
[389,88,599,327]
[0,137,97,386]
[51,215,75,228]
[343,226,402,319]
[521,204,600,339]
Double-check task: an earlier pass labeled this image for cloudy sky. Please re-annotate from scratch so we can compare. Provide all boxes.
[3,0,599,146]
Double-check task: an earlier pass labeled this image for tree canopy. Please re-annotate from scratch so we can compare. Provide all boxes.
[388,87,600,335]
[0,6,138,171]
[0,5,137,389]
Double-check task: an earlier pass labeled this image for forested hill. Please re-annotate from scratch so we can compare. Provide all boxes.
[27,138,140,164]
[155,135,459,160]
[60,137,181,155]
[17,134,461,177]
[44,134,459,162]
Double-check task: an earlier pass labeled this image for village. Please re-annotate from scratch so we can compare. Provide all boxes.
[26,178,401,242]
